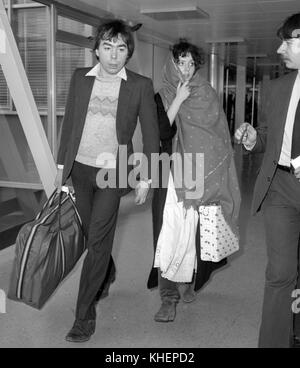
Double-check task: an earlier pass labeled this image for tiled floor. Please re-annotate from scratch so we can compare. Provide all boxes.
[0,150,268,348]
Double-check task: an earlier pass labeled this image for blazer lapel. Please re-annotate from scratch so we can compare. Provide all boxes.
[75,74,95,139]
[116,71,134,143]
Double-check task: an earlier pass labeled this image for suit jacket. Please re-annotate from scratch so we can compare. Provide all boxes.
[57,67,160,190]
[251,70,298,214]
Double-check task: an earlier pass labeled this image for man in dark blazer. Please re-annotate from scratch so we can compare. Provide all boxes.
[55,19,159,343]
[235,12,300,348]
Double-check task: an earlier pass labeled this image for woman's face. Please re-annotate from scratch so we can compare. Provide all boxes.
[176,53,196,82]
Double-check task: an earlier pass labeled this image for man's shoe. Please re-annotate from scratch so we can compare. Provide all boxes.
[65,319,96,343]
[154,301,176,322]
[293,335,300,348]
[182,285,196,303]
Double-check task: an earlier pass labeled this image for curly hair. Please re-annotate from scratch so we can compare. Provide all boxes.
[171,38,205,71]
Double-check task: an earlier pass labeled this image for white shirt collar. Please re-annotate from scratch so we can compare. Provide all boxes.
[85,63,127,81]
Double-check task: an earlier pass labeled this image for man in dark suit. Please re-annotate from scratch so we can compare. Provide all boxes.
[235,12,300,348]
[55,19,159,343]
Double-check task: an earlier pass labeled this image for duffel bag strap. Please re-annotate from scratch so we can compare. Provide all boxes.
[57,186,82,228]
[60,186,83,227]
[35,189,59,220]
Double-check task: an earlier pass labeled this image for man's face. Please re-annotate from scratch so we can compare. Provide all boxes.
[96,35,129,76]
[277,37,300,69]
[176,53,196,82]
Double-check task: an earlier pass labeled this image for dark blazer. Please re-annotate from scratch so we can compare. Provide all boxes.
[251,70,298,214]
[57,67,160,189]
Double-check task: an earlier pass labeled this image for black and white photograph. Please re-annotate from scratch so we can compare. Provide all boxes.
[0,0,300,352]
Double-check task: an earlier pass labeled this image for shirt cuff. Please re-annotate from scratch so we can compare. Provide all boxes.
[140,178,152,187]
[57,164,64,169]
[140,178,152,184]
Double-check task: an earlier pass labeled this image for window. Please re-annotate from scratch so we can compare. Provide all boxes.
[56,42,88,110]
[0,66,9,108]
[0,1,48,110]
[58,16,93,38]
[13,6,48,109]
[56,16,94,109]
[13,0,35,4]
[0,0,100,235]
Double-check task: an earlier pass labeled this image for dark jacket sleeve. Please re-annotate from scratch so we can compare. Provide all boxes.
[154,93,177,148]
[251,127,267,153]
[138,79,160,180]
[57,70,77,165]
[249,81,271,154]
[243,126,267,154]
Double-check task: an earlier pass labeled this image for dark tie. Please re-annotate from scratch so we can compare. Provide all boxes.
[291,99,300,160]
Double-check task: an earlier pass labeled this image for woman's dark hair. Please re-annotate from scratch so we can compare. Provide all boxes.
[93,19,135,62]
[171,38,205,71]
[277,13,300,40]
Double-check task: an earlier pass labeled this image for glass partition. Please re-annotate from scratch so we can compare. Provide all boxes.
[12,5,48,110]
[0,0,96,248]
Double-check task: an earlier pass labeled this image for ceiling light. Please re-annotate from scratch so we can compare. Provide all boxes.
[140,6,209,21]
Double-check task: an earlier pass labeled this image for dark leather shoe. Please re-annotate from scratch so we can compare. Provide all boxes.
[65,319,96,343]
[154,301,176,322]
[293,335,300,348]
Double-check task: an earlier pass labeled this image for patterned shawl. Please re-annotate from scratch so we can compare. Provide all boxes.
[159,56,241,234]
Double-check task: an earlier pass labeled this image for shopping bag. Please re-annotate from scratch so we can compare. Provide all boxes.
[199,204,239,262]
[8,187,86,309]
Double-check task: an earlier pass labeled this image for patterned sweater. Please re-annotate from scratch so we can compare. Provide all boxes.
[75,74,122,168]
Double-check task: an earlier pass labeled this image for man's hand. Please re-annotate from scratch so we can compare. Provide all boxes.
[294,167,300,181]
[235,122,257,146]
[54,167,63,193]
[135,181,150,205]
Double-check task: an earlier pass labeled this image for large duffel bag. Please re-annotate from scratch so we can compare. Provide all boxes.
[8,187,86,309]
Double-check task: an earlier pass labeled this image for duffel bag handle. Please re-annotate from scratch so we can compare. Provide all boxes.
[35,190,59,220]
[36,186,71,221]
[57,187,83,229]
[57,190,64,229]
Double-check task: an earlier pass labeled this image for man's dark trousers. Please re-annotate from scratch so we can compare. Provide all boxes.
[71,161,121,321]
[258,168,300,348]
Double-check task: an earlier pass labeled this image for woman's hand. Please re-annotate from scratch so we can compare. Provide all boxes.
[167,81,191,125]
[175,81,191,104]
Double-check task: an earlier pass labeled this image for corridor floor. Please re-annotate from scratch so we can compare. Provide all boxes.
[0,151,267,348]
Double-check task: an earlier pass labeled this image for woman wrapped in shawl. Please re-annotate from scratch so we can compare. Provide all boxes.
[147,40,241,322]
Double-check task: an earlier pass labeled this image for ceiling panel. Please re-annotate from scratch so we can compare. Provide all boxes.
[64,0,300,74]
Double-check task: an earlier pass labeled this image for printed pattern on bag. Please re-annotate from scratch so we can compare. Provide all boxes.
[199,205,239,262]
